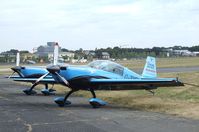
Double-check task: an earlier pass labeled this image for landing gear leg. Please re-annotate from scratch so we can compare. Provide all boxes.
[147,90,155,96]
[49,84,56,93]
[23,83,37,95]
[41,84,56,95]
[90,88,96,98]
[54,90,76,107]
[45,84,48,89]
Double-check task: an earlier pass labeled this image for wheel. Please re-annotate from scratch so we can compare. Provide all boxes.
[89,98,107,108]
[49,89,56,92]
[23,89,37,95]
[90,101,101,108]
[41,88,56,96]
[54,97,71,107]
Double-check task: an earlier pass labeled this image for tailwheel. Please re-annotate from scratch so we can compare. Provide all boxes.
[54,97,71,107]
[89,98,107,108]
[23,88,37,95]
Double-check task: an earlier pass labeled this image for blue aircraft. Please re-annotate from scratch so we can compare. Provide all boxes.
[13,56,184,108]
[8,43,60,95]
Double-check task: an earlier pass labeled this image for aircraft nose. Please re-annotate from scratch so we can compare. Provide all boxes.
[46,65,60,73]
[11,66,22,72]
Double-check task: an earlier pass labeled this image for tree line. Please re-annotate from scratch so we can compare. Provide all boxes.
[1,45,199,63]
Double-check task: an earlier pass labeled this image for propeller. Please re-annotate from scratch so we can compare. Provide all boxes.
[8,71,16,79]
[31,43,69,86]
[9,52,24,78]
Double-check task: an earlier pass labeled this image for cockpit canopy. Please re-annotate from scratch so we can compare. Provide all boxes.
[88,60,124,76]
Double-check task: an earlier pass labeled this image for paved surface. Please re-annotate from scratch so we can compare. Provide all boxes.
[0,76,199,132]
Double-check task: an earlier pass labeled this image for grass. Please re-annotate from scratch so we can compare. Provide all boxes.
[117,57,199,69]
[0,70,12,76]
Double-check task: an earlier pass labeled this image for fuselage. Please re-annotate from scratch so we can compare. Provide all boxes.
[52,61,143,90]
[13,60,142,80]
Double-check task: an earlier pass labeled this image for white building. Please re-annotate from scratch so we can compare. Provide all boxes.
[48,52,75,62]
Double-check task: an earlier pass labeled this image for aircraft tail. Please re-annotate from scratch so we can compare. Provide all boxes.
[142,56,157,78]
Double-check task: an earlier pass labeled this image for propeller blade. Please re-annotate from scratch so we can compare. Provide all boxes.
[8,71,15,79]
[16,52,20,66]
[53,43,59,65]
[35,72,50,84]
[27,72,50,93]
[55,72,69,86]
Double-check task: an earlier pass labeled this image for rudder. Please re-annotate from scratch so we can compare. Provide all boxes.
[142,56,157,78]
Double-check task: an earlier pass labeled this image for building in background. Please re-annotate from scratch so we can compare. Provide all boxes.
[48,51,75,62]
[20,52,38,63]
[101,52,110,59]
[35,42,61,57]
[164,49,199,57]
[34,42,75,63]
[0,53,16,63]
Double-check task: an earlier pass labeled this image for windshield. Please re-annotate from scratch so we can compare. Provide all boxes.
[88,60,124,76]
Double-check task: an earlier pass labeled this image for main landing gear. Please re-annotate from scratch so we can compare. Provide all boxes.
[54,88,107,108]
[54,90,75,107]
[41,84,56,95]
[23,84,56,95]
[89,88,107,108]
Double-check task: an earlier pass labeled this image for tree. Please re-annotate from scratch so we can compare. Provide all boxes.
[62,55,68,61]
[152,47,162,56]
[20,50,29,54]
[189,45,199,52]
[61,48,69,52]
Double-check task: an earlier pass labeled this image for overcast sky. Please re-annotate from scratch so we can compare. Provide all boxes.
[0,0,199,52]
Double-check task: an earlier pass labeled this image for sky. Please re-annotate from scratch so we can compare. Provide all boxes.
[0,0,199,52]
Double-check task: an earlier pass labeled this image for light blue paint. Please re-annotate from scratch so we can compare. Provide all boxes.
[89,98,107,105]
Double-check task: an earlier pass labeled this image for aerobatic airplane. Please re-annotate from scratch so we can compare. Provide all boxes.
[13,55,184,108]
[8,43,61,95]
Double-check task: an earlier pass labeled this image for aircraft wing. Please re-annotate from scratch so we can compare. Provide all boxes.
[13,78,56,84]
[7,75,53,79]
[90,78,184,90]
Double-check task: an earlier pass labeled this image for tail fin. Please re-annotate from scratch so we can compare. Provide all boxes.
[142,56,157,78]
[16,52,20,66]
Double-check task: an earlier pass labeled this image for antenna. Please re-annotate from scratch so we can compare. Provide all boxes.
[53,43,59,65]
[16,52,20,66]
